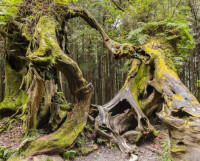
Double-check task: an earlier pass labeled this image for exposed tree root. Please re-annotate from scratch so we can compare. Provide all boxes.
[94,85,154,154]
[23,84,93,156]
[36,79,58,129]
[26,67,44,131]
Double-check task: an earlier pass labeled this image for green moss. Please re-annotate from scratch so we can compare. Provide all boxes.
[170,138,186,152]
[153,130,159,136]
[0,60,28,112]
[27,15,59,66]
[172,94,183,101]
[143,38,180,82]
[130,63,150,110]
[7,156,24,161]
[170,145,186,152]
[123,59,141,87]
[24,118,85,156]
[26,15,87,93]
[4,60,23,98]
[133,131,142,142]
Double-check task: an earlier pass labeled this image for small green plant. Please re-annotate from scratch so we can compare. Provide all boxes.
[76,137,85,147]
[119,59,132,73]
[109,142,118,150]
[85,124,93,132]
[0,146,15,161]
[160,139,173,161]
[97,137,108,144]
[63,150,77,160]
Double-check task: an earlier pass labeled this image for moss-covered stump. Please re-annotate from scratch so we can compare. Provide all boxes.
[5,13,95,155]
[22,84,93,156]
[144,39,200,160]
[94,38,200,161]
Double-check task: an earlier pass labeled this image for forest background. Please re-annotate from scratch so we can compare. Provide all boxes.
[0,0,200,105]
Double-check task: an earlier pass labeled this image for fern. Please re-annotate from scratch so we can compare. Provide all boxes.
[0,0,22,24]
[127,21,194,73]
[137,34,149,45]
[128,21,194,52]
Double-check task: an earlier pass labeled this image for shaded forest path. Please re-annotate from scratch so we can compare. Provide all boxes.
[0,119,167,161]
[72,125,167,161]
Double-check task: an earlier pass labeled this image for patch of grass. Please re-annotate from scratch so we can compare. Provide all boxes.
[63,150,77,160]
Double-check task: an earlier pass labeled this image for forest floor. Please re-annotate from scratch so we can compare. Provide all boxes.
[0,119,169,161]
[72,125,168,161]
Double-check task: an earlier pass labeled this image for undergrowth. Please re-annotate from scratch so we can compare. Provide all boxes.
[0,146,17,161]
[127,21,194,73]
[160,138,173,161]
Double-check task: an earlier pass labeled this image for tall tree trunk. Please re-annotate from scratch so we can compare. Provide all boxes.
[190,50,195,93]
[97,45,102,105]
[102,54,106,104]
[0,67,4,103]
[188,0,200,99]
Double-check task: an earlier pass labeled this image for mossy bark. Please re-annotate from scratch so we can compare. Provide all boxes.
[95,37,200,160]
[26,15,88,97]
[16,15,94,155]
[0,56,28,117]
[23,86,93,156]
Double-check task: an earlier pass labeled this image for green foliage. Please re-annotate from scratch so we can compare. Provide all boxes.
[97,137,108,144]
[127,21,194,72]
[128,21,194,48]
[0,0,22,24]
[76,137,85,149]
[122,0,190,24]
[63,150,77,160]
[196,80,200,87]
[53,0,78,4]
[161,139,173,161]
[51,92,72,109]
[0,146,15,161]
[84,124,93,133]
[119,59,132,73]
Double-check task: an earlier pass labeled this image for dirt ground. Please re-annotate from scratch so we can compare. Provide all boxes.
[72,126,166,161]
[0,120,25,150]
[0,120,168,161]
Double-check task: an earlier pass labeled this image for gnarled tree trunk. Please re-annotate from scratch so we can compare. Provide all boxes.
[94,38,200,160]
[0,1,200,161]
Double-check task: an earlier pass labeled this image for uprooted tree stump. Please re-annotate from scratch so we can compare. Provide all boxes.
[0,1,200,161]
[94,38,200,160]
